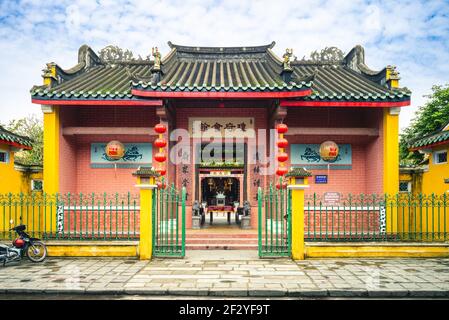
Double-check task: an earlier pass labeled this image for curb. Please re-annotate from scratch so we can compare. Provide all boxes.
[2,288,449,298]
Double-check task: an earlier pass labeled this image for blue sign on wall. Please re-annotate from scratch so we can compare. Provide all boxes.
[91,143,152,168]
[315,175,328,184]
[290,144,352,170]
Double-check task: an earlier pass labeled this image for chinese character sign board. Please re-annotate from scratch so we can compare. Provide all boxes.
[189,118,255,138]
[91,143,152,168]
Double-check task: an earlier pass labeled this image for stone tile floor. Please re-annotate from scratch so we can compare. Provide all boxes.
[1,251,449,297]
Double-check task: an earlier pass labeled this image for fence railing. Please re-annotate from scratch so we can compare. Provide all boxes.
[153,186,186,257]
[2,192,449,244]
[0,193,140,241]
[305,193,449,242]
[258,185,291,257]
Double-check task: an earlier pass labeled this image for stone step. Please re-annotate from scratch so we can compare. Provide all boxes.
[186,238,258,245]
[186,243,258,250]
[186,233,258,239]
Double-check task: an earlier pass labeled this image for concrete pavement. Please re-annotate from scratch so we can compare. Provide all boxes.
[1,251,449,298]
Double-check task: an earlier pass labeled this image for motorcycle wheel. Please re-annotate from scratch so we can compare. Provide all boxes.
[26,241,47,262]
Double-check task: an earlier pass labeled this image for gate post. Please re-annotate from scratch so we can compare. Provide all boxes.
[287,169,311,260]
[133,168,158,260]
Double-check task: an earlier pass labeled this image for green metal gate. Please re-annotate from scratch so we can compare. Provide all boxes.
[152,186,186,257]
[258,184,291,257]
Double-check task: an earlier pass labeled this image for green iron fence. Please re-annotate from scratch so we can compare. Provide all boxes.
[152,185,186,257]
[258,185,291,257]
[305,193,449,242]
[0,193,140,241]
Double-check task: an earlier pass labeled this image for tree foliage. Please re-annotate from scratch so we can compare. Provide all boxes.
[400,84,449,165]
[4,115,43,166]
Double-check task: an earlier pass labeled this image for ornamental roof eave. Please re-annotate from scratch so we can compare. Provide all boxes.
[0,126,33,150]
[409,130,449,150]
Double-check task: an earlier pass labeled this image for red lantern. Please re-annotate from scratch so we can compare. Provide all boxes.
[277,152,288,162]
[277,138,289,148]
[154,123,167,134]
[154,152,166,162]
[105,141,125,160]
[319,141,339,161]
[276,167,288,176]
[276,123,288,134]
[154,138,167,148]
[157,181,166,189]
[155,167,166,176]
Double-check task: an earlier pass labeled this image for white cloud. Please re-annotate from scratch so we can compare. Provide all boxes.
[0,0,448,130]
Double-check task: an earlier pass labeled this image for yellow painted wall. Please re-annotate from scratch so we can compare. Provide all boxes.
[422,145,449,195]
[46,242,139,257]
[0,143,42,194]
[383,109,399,235]
[306,244,449,258]
[395,166,448,241]
[383,109,399,195]
[0,143,43,235]
[43,106,59,194]
[0,144,22,193]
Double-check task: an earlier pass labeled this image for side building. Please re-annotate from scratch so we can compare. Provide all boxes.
[0,125,42,194]
[409,121,449,194]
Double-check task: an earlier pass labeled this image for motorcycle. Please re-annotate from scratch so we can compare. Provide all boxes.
[0,221,47,266]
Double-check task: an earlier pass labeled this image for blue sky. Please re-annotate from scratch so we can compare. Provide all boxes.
[0,0,448,130]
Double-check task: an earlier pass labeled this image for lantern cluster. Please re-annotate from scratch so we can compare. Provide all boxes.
[154,124,167,187]
[275,123,289,189]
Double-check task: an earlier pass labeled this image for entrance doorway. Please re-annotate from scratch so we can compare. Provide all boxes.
[193,142,248,228]
[200,176,241,225]
[186,142,257,250]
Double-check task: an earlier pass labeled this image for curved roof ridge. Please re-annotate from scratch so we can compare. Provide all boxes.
[167,41,276,54]
[343,45,382,76]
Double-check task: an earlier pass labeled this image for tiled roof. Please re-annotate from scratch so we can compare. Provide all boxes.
[132,166,160,177]
[0,126,33,149]
[285,167,312,177]
[132,42,312,92]
[30,42,411,102]
[31,63,152,100]
[409,130,449,149]
[293,64,409,101]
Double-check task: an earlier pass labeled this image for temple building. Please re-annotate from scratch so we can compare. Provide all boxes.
[31,42,411,229]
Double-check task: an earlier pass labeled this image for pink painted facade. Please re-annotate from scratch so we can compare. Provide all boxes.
[59,106,158,194]
[284,107,384,196]
[56,103,386,230]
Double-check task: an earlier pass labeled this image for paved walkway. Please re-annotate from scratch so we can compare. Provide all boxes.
[1,251,449,298]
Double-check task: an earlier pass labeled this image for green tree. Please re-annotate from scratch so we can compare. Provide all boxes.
[4,115,43,166]
[400,84,449,165]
